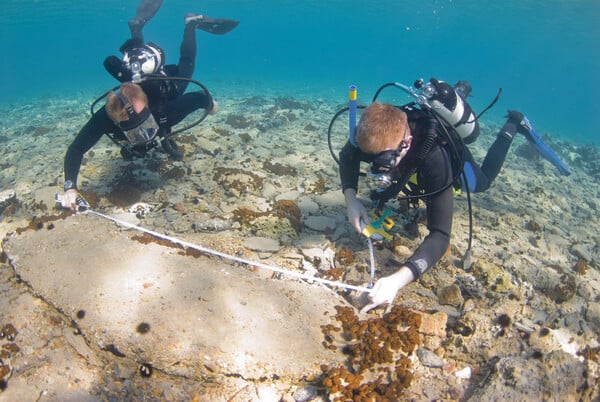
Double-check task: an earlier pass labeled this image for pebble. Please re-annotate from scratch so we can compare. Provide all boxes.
[438,284,464,307]
[297,197,319,214]
[304,216,337,231]
[419,311,448,338]
[570,243,593,262]
[193,217,232,232]
[417,347,443,368]
[462,298,475,314]
[300,247,335,270]
[584,302,600,332]
[293,235,329,249]
[244,236,281,253]
[275,190,302,201]
[455,367,472,379]
[312,191,344,207]
[514,318,536,334]
[292,385,319,402]
[0,189,16,203]
[0,189,17,213]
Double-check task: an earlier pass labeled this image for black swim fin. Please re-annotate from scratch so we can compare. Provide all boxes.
[195,17,239,35]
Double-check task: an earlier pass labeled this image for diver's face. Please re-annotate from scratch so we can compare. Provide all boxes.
[369,128,413,173]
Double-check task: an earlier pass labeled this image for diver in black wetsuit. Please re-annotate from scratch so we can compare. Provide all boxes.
[59,2,238,211]
[339,89,532,312]
[453,81,533,193]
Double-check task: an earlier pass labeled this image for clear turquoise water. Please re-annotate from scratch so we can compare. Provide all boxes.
[1,1,599,144]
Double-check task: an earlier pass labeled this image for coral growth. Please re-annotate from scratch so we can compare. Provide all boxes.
[240,96,268,107]
[319,268,345,282]
[225,114,253,129]
[308,175,326,194]
[107,183,142,207]
[335,248,355,265]
[233,199,302,236]
[262,160,297,176]
[232,207,264,226]
[213,167,263,196]
[272,199,302,233]
[160,163,186,180]
[274,96,312,112]
[320,305,421,400]
[212,126,232,137]
[573,259,588,275]
[15,212,71,235]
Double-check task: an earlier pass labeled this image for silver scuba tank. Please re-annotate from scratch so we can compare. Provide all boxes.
[421,78,480,144]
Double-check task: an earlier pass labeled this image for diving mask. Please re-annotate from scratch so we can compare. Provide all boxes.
[366,140,410,189]
[116,92,160,146]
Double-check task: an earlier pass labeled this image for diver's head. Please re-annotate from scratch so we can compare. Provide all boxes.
[106,83,148,121]
[121,41,165,81]
[357,102,412,187]
[106,83,159,145]
[453,80,472,99]
[357,102,412,168]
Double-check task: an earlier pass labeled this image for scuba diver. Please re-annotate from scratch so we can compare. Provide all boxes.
[338,78,570,313]
[59,2,239,211]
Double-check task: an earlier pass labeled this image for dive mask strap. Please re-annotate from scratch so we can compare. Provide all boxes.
[116,91,152,131]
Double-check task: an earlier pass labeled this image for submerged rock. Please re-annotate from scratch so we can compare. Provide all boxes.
[243,236,280,253]
[438,284,464,307]
[304,215,336,232]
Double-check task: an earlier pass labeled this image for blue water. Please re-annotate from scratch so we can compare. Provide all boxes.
[1,1,599,144]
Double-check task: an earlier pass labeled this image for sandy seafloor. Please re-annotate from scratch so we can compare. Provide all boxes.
[0,84,599,401]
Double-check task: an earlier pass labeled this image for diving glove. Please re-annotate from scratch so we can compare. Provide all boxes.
[505,110,531,136]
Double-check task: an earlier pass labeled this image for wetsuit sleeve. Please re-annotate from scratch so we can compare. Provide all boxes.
[339,141,362,192]
[404,145,454,279]
[64,107,118,187]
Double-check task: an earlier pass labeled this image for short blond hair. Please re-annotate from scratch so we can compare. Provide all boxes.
[106,83,148,124]
[356,102,408,154]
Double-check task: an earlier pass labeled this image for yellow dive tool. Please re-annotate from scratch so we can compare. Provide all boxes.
[361,209,394,241]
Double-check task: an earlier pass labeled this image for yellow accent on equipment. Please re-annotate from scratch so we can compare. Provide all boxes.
[349,86,357,101]
[361,209,394,241]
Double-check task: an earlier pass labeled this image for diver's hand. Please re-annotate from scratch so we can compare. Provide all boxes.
[505,110,524,124]
[344,189,369,234]
[505,110,531,136]
[209,100,218,115]
[360,267,415,314]
[61,189,80,211]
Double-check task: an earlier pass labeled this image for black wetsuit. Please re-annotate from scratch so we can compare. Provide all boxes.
[63,23,211,188]
[339,105,519,279]
[339,109,455,280]
[462,120,518,193]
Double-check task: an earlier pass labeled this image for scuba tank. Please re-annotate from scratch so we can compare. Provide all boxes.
[416,78,480,144]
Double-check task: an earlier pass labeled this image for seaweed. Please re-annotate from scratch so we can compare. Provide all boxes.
[225,114,253,129]
[213,167,263,195]
[262,160,297,176]
[274,96,312,112]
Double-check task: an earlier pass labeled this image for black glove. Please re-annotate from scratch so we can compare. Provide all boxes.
[505,110,524,124]
[104,56,132,83]
[119,37,144,53]
[505,110,530,135]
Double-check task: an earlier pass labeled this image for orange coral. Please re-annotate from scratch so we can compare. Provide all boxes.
[320,305,421,400]
[336,248,355,265]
